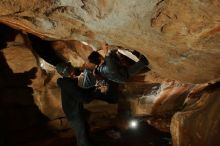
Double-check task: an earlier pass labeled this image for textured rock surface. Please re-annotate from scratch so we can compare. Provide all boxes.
[127,77,220,145]
[0,34,64,119]
[171,79,220,146]
[0,1,220,146]
[129,80,194,116]
[0,0,219,83]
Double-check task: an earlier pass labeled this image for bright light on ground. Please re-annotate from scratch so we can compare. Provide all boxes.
[129,119,138,129]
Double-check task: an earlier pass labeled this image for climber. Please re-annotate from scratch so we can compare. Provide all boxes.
[56,62,119,146]
[88,45,149,83]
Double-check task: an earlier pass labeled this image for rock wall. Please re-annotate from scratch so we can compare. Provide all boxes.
[171,80,220,146]
[127,78,220,145]
[0,28,119,145]
[0,0,219,83]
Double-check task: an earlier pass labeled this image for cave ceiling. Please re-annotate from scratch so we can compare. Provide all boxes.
[0,0,219,83]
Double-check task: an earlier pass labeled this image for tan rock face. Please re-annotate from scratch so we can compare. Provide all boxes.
[0,0,219,83]
[130,80,194,116]
[0,31,65,120]
[171,80,220,146]
[3,45,35,73]
[128,78,220,145]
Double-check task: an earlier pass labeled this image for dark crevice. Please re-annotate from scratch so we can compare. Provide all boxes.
[28,34,66,66]
[0,24,19,50]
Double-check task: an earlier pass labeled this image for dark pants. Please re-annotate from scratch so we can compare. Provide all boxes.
[57,77,119,146]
